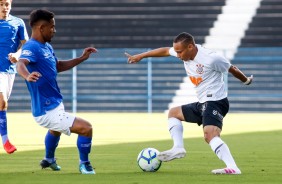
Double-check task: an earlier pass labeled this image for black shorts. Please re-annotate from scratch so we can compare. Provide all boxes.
[181,98,229,129]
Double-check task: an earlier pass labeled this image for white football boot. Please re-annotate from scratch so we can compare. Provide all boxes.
[211,168,241,175]
[157,147,186,162]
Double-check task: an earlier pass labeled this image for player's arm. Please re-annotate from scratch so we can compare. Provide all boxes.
[228,65,253,85]
[17,59,41,82]
[125,47,171,64]
[8,40,27,63]
[57,47,97,72]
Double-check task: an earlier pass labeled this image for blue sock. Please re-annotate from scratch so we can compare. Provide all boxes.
[77,135,92,163]
[45,131,60,163]
[0,111,8,144]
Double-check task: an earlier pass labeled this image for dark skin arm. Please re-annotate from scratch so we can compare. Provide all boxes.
[17,47,98,82]
[229,65,253,85]
[57,47,97,72]
[17,59,41,82]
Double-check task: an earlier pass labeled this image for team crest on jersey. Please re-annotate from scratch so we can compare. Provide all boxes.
[22,50,32,56]
[196,64,204,74]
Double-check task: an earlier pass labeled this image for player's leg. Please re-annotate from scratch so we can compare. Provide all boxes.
[157,106,186,161]
[202,99,241,174]
[168,106,185,149]
[0,73,16,154]
[158,103,198,162]
[35,103,72,171]
[70,117,95,174]
[205,125,241,174]
[40,130,61,171]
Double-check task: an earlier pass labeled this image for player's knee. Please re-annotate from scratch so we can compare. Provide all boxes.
[49,130,61,137]
[168,106,181,119]
[203,127,220,143]
[204,132,212,143]
[81,123,92,137]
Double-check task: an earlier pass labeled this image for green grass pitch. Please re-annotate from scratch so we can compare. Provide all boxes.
[0,113,281,184]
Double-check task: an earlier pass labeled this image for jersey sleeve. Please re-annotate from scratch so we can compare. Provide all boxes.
[169,47,177,57]
[211,54,231,73]
[17,18,29,41]
[20,43,37,63]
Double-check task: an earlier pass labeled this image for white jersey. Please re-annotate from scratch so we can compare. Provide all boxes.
[169,44,231,103]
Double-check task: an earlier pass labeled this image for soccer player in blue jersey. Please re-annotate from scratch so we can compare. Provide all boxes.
[0,0,28,154]
[17,9,97,174]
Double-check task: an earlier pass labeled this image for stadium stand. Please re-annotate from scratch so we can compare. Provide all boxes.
[11,0,225,49]
[229,0,282,112]
[9,0,225,112]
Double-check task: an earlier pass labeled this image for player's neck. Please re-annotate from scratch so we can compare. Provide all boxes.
[0,16,8,20]
[31,34,46,44]
[0,13,10,20]
[190,46,198,60]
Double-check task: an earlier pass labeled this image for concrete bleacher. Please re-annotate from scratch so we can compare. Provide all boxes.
[9,0,224,112]
[12,0,225,49]
[229,0,282,112]
[240,0,282,47]
[229,47,282,112]
[75,57,184,112]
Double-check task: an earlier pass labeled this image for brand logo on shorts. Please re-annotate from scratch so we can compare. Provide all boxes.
[213,110,224,120]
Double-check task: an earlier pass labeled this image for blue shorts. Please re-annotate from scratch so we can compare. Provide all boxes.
[181,98,229,129]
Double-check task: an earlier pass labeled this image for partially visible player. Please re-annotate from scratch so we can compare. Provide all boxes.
[17,9,97,174]
[0,0,28,154]
[125,32,253,175]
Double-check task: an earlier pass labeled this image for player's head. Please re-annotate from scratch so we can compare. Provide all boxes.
[173,32,197,61]
[29,9,56,43]
[0,0,12,20]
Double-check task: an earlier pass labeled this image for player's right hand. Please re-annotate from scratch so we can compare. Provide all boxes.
[8,53,18,63]
[125,52,142,64]
[244,75,253,85]
[26,72,42,82]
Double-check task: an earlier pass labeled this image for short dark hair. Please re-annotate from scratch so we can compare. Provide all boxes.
[29,9,55,27]
[173,32,195,46]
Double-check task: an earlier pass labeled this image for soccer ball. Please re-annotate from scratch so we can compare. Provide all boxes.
[137,148,162,172]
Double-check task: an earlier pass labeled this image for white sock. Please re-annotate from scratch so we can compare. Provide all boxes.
[168,117,184,148]
[209,136,238,169]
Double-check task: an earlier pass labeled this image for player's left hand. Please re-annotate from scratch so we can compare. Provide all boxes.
[125,52,142,64]
[8,53,19,63]
[244,75,253,85]
[80,47,98,60]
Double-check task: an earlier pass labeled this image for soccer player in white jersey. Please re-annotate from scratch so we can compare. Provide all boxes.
[17,9,97,174]
[0,0,29,154]
[125,32,253,175]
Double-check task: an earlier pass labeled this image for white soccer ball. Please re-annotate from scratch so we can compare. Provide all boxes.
[137,148,162,172]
